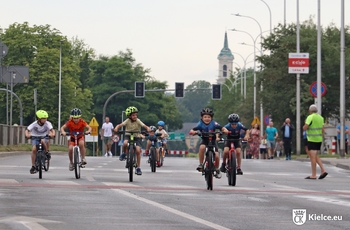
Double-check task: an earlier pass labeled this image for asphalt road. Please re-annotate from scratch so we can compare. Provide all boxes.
[0,153,349,230]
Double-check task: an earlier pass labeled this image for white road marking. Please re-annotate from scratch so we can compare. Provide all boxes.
[114,189,231,230]
[46,180,80,185]
[0,179,19,184]
[103,182,140,187]
[0,216,61,230]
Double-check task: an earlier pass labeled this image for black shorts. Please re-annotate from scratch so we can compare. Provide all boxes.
[260,148,267,154]
[307,141,322,151]
[225,140,241,149]
[124,135,142,147]
[200,139,219,151]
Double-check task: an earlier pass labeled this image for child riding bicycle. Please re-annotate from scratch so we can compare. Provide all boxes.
[114,106,151,176]
[25,110,55,174]
[220,113,248,175]
[60,108,92,171]
[189,108,228,179]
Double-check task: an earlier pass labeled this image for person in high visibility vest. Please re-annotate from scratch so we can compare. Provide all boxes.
[303,104,328,180]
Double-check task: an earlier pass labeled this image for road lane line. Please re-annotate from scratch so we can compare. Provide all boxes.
[114,189,231,230]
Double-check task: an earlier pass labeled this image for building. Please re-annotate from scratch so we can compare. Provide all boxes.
[217,32,234,84]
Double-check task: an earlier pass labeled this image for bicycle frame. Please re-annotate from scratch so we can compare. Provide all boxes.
[30,136,49,179]
[223,138,239,186]
[66,132,84,179]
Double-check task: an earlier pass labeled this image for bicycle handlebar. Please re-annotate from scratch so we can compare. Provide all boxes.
[61,131,90,136]
[27,135,54,140]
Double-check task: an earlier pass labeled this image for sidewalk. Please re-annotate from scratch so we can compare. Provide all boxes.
[295,157,350,170]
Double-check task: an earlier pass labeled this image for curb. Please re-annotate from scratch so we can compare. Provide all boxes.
[295,158,350,171]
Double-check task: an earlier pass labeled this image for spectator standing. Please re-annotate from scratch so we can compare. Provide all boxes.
[303,104,328,179]
[240,129,248,159]
[101,116,114,157]
[275,138,283,159]
[264,121,278,159]
[281,118,295,160]
[259,138,268,159]
[246,123,260,159]
[336,124,349,155]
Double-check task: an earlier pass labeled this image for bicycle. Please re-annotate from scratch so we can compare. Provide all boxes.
[116,130,144,182]
[63,132,88,179]
[221,136,239,186]
[190,131,221,190]
[144,132,162,172]
[28,135,51,179]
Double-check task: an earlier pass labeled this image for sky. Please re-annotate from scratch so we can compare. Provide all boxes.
[1,0,348,90]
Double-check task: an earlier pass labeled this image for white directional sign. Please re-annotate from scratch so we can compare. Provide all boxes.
[288,53,309,74]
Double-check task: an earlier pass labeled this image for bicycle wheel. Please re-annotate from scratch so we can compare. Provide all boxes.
[227,150,237,186]
[74,147,81,179]
[150,147,156,172]
[128,148,134,182]
[159,147,164,167]
[205,151,214,190]
[44,155,50,171]
[36,150,43,179]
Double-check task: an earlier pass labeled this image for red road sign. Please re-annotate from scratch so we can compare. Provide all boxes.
[310,81,327,98]
[288,53,309,74]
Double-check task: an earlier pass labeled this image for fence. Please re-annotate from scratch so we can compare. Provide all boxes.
[0,124,67,146]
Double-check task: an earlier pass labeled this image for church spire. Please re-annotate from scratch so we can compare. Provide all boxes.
[217,31,233,59]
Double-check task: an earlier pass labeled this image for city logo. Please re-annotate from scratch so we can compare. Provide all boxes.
[293,209,307,225]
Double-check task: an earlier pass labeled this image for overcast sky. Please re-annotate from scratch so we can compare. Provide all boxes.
[1,0,348,89]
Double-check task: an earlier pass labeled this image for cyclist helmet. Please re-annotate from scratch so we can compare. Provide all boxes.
[36,110,48,119]
[200,108,214,117]
[157,121,165,127]
[125,106,138,116]
[228,113,240,124]
[70,108,82,118]
[149,126,157,132]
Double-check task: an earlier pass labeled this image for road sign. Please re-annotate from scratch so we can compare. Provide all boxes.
[1,66,29,84]
[264,115,270,125]
[169,132,185,141]
[89,117,99,136]
[288,53,309,74]
[309,81,326,98]
[251,116,261,127]
[113,134,119,143]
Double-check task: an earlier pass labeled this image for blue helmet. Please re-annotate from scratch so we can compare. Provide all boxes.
[157,121,165,127]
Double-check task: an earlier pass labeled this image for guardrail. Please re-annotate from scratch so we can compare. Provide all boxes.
[0,124,68,146]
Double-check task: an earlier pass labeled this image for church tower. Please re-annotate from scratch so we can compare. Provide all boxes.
[217,32,234,84]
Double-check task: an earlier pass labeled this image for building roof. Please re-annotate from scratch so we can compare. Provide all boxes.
[217,32,234,59]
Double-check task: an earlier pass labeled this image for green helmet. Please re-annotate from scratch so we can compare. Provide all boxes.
[36,110,49,119]
[125,106,138,116]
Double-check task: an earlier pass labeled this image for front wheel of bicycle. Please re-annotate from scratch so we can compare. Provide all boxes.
[205,150,214,190]
[44,155,50,171]
[74,147,81,179]
[227,150,236,186]
[159,147,164,167]
[150,147,156,172]
[36,150,44,179]
[128,148,134,182]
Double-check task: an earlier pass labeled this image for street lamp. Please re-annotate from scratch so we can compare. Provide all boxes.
[229,29,257,117]
[58,40,63,129]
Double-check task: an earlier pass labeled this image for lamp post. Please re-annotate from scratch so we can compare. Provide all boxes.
[58,40,63,129]
[230,29,257,117]
[233,13,265,132]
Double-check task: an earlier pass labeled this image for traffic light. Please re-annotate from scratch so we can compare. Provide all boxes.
[135,81,145,98]
[212,84,222,100]
[175,82,184,98]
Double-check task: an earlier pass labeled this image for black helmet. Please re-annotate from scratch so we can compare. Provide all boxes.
[149,126,157,132]
[228,113,240,124]
[70,108,82,118]
[200,108,214,117]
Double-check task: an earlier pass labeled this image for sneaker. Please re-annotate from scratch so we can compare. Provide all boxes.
[104,153,108,157]
[286,158,289,160]
[157,161,161,167]
[108,151,113,156]
[288,156,292,160]
[237,168,243,175]
[82,158,87,165]
[119,153,126,161]
[196,164,203,172]
[30,166,36,174]
[136,167,142,175]
[69,163,74,171]
[46,152,51,160]
[215,169,222,179]
[220,163,226,172]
